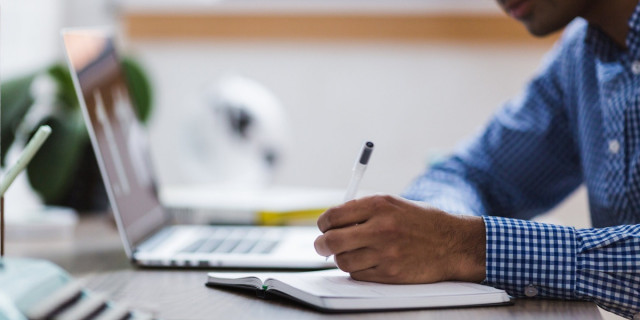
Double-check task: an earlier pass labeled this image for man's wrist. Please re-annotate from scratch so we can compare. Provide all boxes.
[448,215,486,282]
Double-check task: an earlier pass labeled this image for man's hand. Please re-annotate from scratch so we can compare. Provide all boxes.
[314,195,486,284]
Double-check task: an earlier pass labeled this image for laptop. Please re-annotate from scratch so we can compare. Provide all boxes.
[61,28,335,269]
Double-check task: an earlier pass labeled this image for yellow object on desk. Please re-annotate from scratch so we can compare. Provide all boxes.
[257,208,327,226]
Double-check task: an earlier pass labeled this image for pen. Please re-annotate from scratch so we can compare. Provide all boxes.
[343,141,374,202]
[1,125,52,258]
[327,141,374,261]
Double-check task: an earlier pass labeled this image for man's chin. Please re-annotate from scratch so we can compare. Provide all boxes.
[521,17,573,37]
[526,26,554,37]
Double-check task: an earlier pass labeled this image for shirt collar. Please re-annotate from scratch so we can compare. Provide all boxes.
[585,1,640,61]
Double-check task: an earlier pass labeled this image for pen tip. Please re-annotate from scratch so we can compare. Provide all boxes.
[359,142,374,165]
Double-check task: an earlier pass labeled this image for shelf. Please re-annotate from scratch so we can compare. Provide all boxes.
[123,11,559,44]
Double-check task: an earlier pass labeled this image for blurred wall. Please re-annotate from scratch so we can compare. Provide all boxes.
[129,39,589,228]
[1,0,64,78]
[1,1,590,229]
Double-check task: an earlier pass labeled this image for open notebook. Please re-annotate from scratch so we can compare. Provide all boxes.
[207,269,512,312]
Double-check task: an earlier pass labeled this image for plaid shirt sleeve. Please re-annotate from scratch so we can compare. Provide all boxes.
[483,216,640,319]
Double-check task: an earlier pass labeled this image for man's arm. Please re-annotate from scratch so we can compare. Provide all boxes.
[315,24,640,318]
[315,196,640,319]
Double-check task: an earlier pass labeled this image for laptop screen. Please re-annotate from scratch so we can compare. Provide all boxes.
[62,29,167,254]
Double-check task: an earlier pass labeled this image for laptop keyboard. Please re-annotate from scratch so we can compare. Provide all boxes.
[179,227,282,255]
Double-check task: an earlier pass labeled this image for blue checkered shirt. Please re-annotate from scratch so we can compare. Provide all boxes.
[403,10,640,320]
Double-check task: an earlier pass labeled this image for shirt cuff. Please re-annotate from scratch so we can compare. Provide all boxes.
[482,215,578,299]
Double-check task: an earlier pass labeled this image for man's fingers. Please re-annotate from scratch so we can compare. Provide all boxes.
[334,247,378,273]
[314,223,372,256]
[349,265,405,284]
[317,201,370,233]
[317,197,387,232]
[349,267,384,283]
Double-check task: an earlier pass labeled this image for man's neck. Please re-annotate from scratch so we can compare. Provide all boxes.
[581,0,638,48]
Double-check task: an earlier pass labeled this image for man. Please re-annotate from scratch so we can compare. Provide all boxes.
[314,0,640,318]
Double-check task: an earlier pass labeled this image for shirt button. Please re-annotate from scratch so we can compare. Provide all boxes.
[632,60,640,75]
[524,284,538,297]
[608,139,621,154]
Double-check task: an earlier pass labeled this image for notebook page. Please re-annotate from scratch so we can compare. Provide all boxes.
[208,272,283,288]
[267,269,504,298]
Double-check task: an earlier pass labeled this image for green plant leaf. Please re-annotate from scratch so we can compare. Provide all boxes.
[1,74,36,166]
[122,57,153,123]
[47,64,79,111]
[3,56,153,206]
[26,112,88,204]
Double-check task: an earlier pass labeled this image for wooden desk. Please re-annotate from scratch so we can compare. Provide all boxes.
[82,269,601,320]
[80,270,601,320]
[7,215,602,319]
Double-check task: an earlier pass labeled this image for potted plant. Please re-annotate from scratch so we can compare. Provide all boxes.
[1,57,152,211]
